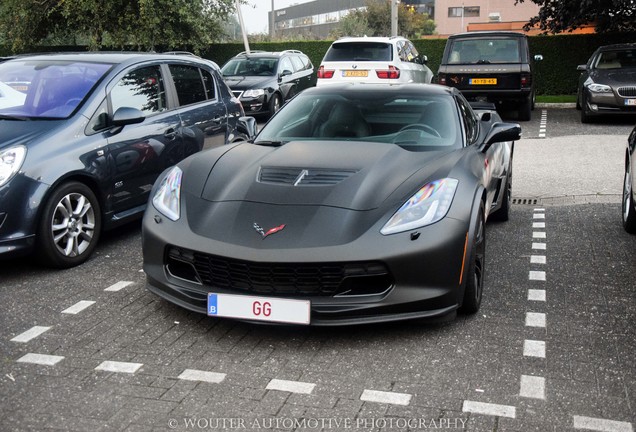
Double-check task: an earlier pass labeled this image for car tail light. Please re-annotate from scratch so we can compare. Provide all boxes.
[318,66,334,79]
[438,73,447,85]
[521,73,531,88]
[376,65,400,79]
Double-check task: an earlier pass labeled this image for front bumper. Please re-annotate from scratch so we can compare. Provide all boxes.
[142,205,471,326]
[585,89,636,115]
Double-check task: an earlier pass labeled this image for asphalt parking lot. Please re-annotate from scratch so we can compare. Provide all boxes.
[1,108,635,432]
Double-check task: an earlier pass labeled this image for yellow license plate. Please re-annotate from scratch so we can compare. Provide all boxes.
[343,70,368,78]
[470,78,497,85]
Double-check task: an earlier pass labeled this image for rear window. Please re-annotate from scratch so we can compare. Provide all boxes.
[324,42,393,62]
[448,38,521,64]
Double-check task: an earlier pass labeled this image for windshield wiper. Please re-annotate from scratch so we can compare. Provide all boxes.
[253,140,285,147]
[0,114,29,121]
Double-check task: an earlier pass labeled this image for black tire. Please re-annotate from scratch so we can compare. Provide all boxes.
[518,96,532,121]
[36,181,102,268]
[460,202,486,314]
[622,157,636,234]
[580,95,593,123]
[268,93,282,117]
[576,94,581,110]
[531,90,536,111]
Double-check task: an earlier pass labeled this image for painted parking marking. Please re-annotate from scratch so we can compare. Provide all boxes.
[533,213,545,219]
[61,300,95,315]
[95,360,143,374]
[17,353,64,366]
[360,389,411,406]
[532,242,547,250]
[533,222,546,228]
[528,289,547,302]
[529,270,546,281]
[533,231,547,239]
[462,400,516,418]
[524,340,546,358]
[539,111,547,138]
[526,312,546,328]
[573,415,633,432]
[104,281,134,292]
[520,375,545,399]
[178,369,226,384]
[531,255,546,264]
[11,326,51,343]
[266,379,316,394]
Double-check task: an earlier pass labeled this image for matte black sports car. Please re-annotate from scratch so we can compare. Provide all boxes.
[142,84,521,325]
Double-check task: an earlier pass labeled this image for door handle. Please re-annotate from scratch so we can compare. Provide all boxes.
[164,128,177,141]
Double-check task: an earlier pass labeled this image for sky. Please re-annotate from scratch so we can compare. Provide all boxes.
[238,0,314,35]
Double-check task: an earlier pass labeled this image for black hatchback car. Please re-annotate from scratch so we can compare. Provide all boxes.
[0,52,245,268]
[437,31,542,121]
[221,50,316,118]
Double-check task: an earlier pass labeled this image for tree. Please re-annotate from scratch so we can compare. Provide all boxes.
[330,9,372,38]
[0,0,239,52]
[515,0,636,34]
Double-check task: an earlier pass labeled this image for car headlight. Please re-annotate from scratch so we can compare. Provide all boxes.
[0,145,27,187]
[242,89,265,98]
[381,178,459,235]
[586,82,612,93]
[152,166,182,221]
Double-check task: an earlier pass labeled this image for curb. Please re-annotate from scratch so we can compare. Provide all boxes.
[535,102,576,109]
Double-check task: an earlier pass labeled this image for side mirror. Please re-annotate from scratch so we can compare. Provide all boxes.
[237,116,258,140]
[278,70,292,81]
[576,64,587,71]
[418,55,428,65]
[112,107,145,127]
[534,54,543,62]
[483,122,521,152]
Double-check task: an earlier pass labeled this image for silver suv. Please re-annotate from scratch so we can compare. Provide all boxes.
[317,36,433,86]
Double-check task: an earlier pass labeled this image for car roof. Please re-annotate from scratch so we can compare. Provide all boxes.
[333,36,407,44]
[3,52,212,67]
[231,50,305,59]
[448,31,527,39]
[597,43,636,51]
[301,82,456,97]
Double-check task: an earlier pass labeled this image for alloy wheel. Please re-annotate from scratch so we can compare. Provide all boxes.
[51,192,96,257]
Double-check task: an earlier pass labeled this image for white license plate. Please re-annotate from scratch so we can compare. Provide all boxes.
[625,99,636,106]
[207,293,310,325]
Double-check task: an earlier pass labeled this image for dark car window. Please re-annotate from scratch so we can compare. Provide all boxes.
[256,90,460,150]
[0,60,111,118]
[449,38,521,64]
[456,96,479,144]
[290,56,305,72]
[201,68,217,100]
[594,48,636,69]
[169,65,207,106]
[279,57,294,74]
[324,42,393,62]
[221,58,278,77]
[111,65,166,115]
[300,56,313,70]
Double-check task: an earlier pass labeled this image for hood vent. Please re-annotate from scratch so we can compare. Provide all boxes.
[259,167,358,186]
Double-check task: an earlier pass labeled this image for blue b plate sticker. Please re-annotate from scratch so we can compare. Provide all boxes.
[207,293,218,315]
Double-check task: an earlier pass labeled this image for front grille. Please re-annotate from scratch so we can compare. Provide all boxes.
[167,246,391,296]
[617,86,636,97]
[258,167,357,186]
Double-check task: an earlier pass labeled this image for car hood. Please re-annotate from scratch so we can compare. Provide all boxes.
[0,120,61,150]
[589,67,636,85]
[198,141,456,211]
[223,75,276,91]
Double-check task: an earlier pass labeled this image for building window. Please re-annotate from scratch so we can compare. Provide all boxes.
[448,6,480,17]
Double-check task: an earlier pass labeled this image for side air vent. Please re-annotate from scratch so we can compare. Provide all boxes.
[259,167,358,186]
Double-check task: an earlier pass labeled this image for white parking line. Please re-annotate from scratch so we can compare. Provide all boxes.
[533,222,546,228]
[11,326,51,343]
[532,242,547,250]
[462,400,516,418]
[526,312,546,328]
[531,255,546,264]
[178,369,226,384]
[104,281,134,292]
[528,289,546,302]
[17,353,64,366]
[524,340,546,358]
[533,213,545,219]
[520,375,545,399]
[529,271,546,281]
[360,389,411,406]
[61,300,95,315]
[573,415,633,432]
[533,231,547,239]
[266,379,316,394]
[95,360,143,374]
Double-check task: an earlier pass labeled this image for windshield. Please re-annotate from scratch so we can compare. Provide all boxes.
[594,48,636,69]
[448,38,521,64]
[221,58,278,77]
[256,90,461,151]
[0,60,112,119]
[324,42,393,62]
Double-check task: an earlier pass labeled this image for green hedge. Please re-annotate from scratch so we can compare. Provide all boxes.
[3,32,635,95]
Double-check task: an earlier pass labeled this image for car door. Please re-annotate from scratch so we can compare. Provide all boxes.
[290,55,313,92]
[277,56,296,100]
[167,63,228,151]
[104,64,184,215]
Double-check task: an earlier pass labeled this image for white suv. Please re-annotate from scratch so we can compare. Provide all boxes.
[317,36,433,86]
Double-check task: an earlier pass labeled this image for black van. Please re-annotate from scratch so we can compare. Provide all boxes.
[437,31,542,121]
